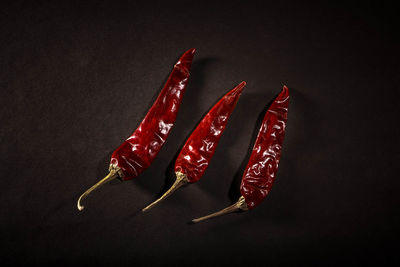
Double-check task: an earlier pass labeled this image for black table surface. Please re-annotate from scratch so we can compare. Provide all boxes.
[1,1,399,265]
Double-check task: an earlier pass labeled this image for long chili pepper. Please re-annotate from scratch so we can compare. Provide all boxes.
[142,81,246,212]
[77,49,196,211]
[192,85,289,222]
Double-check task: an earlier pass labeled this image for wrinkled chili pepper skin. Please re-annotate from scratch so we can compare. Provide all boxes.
[110,49,196,181]
[240,86,289,209]
[175,81,246,183]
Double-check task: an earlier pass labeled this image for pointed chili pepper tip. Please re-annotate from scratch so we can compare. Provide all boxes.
[282,85,289,93]
[237,81,247,91]
[183,48,196,57]
[278,85,289,100]
[229,81,246,97]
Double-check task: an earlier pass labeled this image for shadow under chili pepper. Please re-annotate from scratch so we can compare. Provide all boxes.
[132,57,219,202]
[228,94,278,202]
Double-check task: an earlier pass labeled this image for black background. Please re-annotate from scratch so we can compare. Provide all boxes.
[1,1,399,265]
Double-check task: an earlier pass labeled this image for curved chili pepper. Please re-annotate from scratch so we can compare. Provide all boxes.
[192,85,289,222]
[142,81,246,212]
[77,48,196,211]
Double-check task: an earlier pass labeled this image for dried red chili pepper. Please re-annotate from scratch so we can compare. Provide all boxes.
[142,81,246,212]
[77,49,196,211]
[192,85,289,222]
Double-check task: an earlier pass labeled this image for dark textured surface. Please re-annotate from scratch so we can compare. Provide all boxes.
[0,1,399,265]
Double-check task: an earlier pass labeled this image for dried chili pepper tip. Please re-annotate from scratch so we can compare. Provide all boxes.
[282,85,289,95]
[183,48,196,58]
[233,81,246,94]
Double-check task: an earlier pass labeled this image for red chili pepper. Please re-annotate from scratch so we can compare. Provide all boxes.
[192,85,289,222]
[142,81,246,212]
[77,49,196,211]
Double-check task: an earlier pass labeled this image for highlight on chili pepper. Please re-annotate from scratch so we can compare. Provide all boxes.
[77,48,196,211]
[192,85,289,223]
[142,81,247,212]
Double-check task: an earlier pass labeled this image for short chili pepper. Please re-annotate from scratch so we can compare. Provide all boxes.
[192,85,289,222]
[77,48,196,211]
[142,81,246,212]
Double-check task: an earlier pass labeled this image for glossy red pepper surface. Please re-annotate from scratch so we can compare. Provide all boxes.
[175,82,246,183]
[110,49,195,180]
[240,86,289,209]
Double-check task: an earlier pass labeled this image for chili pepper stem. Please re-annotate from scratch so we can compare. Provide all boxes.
[192,196,248,223]
[142,172,188,212]
[77,169,119,211]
